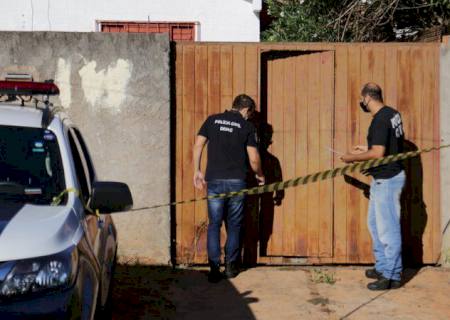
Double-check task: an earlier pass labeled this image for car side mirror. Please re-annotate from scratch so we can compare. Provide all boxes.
[90,181,133,213]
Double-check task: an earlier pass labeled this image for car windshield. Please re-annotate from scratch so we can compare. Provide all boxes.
[0,125,66,205]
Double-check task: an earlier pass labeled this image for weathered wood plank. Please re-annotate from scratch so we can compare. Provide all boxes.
[347,45,362,263]
[232,46,246,98]
[245,45,259,107]
[306,53,321,257]
[267,57,285,255]
[208,45,222,116]
[333,46,348,263]
[193,45,209,263]
[180,45,196,263]
[282,56,297,256]
[295,54,309,256]
[220,45,233,111]
[318,51,334,257]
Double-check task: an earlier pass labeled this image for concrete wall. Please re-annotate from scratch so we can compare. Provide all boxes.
[440,39,450,267]
[0,0,261,42]
[0,32,171,264]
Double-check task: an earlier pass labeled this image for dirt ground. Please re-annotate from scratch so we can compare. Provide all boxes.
[111,265,450,320]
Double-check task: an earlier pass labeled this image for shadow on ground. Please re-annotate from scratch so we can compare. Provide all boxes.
[111,264,258,320]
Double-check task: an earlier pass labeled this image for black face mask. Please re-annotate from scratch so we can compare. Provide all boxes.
[359,101,370,113]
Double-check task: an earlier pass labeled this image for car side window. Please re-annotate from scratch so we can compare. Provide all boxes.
[68,129,91,205]
[73,128,96,184]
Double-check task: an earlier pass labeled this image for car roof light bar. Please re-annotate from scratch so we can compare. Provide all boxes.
[5,73,33,82]
[0,80,60,96]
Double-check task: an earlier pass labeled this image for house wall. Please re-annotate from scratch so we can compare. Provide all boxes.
[440,38,450,267]
[0,31,171,264]
[0,0,261,42]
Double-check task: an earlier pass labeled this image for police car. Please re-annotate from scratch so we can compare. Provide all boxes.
[0,76,133,319]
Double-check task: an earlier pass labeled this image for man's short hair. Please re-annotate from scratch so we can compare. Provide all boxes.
[361,83,383,102]
[232,94,256,112]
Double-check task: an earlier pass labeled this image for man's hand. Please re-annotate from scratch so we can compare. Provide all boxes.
[247,146,265,186]
[352,145,368,154]
[193,171,206,190]
[255,174,265,186]
[274,194,283,206]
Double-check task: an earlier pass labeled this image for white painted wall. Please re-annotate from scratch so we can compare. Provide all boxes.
[0,0,261,42]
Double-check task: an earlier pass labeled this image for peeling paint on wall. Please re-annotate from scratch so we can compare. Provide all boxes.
[55,58,72,108]
[78,59,132,114]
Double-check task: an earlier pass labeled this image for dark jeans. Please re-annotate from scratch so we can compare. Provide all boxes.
[207,179,246,266]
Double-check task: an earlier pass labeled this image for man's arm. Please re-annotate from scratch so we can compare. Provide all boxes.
[247,146,265,185]
[193,135,208,190]
[341,145,385,163]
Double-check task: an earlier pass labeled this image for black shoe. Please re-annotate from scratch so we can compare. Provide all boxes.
[365,268,382,280]
[224,262,240,279]
[208,262,222,283]
[367,276,402,291]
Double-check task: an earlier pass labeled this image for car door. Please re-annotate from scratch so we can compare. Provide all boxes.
[67,128,103,264]
[68,128,116,305]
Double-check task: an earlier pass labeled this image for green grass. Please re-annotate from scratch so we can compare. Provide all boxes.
[310,269,337,285]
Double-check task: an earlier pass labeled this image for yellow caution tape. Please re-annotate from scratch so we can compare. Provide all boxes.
[131,144,450,212]
[51,187,78,206]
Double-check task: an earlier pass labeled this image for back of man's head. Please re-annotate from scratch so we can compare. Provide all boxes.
[232,94,256,112]
[361,83,383,102]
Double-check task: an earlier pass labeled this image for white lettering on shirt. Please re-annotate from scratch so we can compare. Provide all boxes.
[214,119,241,128]
[390,113,404,138]
[214,119,241,134]
[220,126,233,133]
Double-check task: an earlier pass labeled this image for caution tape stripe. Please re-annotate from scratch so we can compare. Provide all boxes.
[51,187,79,206]
[130,144,449,211]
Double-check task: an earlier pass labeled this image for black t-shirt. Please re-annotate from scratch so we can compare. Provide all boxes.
[198,110,258,181]
[367,106,404,179]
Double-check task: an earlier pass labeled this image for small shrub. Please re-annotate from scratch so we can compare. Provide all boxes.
[310,269,336,285]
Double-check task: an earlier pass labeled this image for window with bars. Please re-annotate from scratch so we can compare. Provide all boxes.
[100,21,196,41]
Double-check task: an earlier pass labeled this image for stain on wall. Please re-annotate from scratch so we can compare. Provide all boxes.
[78,59,132,114]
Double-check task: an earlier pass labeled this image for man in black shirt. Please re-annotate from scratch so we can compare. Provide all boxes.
[193,94,265,282]
[342,83,405,290]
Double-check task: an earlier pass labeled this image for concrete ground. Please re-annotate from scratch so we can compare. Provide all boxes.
[111,265,450,320]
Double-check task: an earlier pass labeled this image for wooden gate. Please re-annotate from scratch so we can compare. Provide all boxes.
[174,42,441,265]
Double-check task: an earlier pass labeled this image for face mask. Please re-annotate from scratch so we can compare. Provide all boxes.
[359,99,370,113]
[243,109,252,120]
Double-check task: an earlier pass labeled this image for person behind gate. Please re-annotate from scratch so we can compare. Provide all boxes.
[341,83,405,291]
[193,94,265,283]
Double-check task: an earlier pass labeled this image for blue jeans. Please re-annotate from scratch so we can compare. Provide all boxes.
[207,179,246,265]
[368,171,405,281]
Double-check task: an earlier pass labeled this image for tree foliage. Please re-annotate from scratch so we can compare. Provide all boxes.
[262,0,450,42]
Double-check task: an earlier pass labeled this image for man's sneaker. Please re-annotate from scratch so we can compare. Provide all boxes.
[365,268,382,280]
[367,276,402,291]
[208,263,222,283]
[224,262,240,279]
